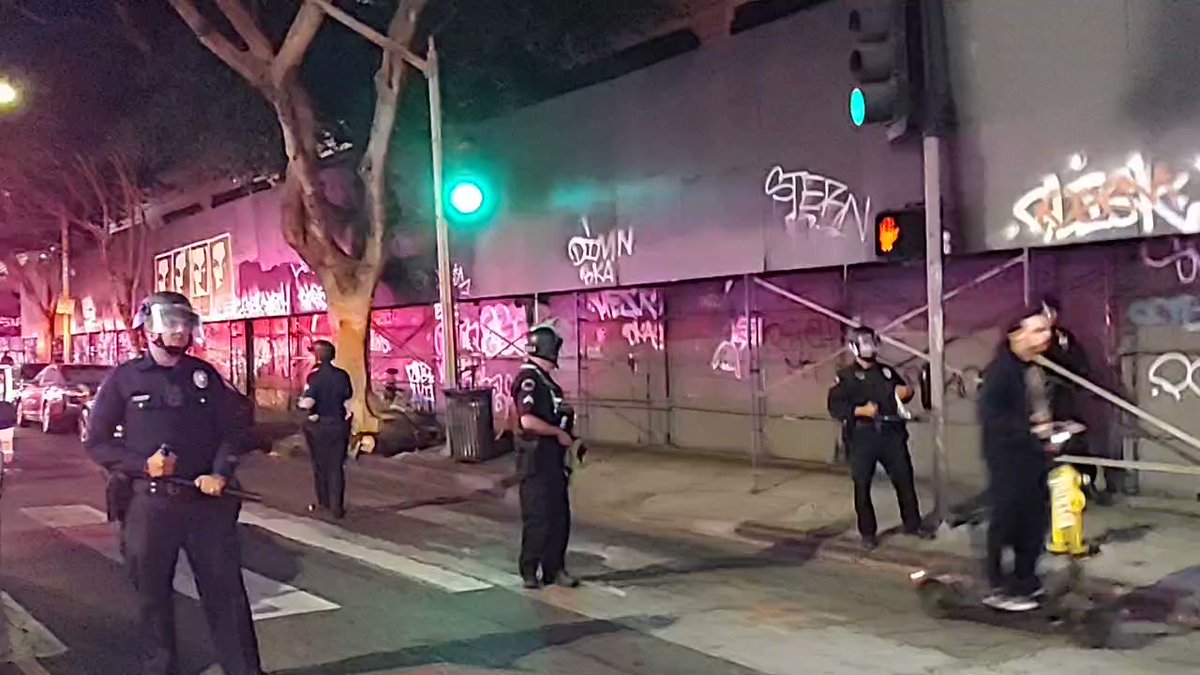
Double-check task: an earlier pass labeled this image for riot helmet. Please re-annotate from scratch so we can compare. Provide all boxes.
[133,291,202,357]
[525,323,564,367]
[847,326,879,362]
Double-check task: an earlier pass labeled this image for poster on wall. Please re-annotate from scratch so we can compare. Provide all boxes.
[152,233,234,319]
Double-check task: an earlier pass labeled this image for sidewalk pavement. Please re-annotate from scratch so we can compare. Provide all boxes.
[244,440,1200,625]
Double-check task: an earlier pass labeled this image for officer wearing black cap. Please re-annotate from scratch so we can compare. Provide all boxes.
[298,339,353,519]
[85,291,261,675]
[827,326,932,549]
[512,322,582,589]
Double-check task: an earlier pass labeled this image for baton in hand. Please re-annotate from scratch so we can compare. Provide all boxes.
[158,475,264,502]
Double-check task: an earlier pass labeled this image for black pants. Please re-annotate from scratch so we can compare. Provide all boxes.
[304,420,349,517]
[986,491,1048,595]
[519,470,571,580]
[122,488,261,675]
[849,429,922,538]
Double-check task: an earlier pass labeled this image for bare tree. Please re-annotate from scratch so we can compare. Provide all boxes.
[0,252,60,362]
[0,153,149,347]
[168,0,427,438]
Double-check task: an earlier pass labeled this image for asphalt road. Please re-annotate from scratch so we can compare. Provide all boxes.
[1,427,1198,675]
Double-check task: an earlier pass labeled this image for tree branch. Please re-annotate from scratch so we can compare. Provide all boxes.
[306,0,428,73]
[213,0,276,60]
[271,2,326,85]
[111,0,153,55]
[359,0,427,272]
[168,0,268,86]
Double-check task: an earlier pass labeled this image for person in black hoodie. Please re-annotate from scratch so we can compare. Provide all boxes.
[1041,295,1116,503]
[978,306,1057,612]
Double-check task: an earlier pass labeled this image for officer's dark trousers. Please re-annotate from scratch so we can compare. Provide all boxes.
[123,487,261,675]
[849,427,922,538]
[519,470,571,580]
[986,487,1048,595]
[304,419,349,517]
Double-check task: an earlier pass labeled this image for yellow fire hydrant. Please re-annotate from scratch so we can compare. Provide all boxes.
[1047,464,1089,556]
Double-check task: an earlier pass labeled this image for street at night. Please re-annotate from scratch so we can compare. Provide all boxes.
[0,429,1196,674]
[7,1,1200,674]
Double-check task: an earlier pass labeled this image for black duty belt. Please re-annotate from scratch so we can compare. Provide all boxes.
[132,477,262,502]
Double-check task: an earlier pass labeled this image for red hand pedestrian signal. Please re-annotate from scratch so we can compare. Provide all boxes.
[879,216,900,253]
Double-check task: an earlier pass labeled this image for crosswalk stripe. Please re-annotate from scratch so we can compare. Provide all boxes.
[1,592,68,661]
[401,504,673,571]
[239,504,494,593]
[19,505,339,621]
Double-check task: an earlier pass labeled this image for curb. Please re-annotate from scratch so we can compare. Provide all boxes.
[342,449,1200,628]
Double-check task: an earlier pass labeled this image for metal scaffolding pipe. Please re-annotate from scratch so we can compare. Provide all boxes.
[1056,455,1200,477]
[753,277,963,375]
[1035,355,1200,458]
[766,255,1023,392]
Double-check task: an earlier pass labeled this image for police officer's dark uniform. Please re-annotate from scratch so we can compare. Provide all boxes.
[512,325,582,589]
[85,292,261,675]
[827,327,929,549]
[299,339,353,519]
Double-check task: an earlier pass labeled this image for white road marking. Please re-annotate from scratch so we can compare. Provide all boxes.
[402,504,671,570]
[2,592,68,660]
[20,505,339,621]
[239,504,494,593]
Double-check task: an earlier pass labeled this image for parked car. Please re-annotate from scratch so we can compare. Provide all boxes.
[4,362,48,406]
[18,364,111,434]
[78,371,254,446]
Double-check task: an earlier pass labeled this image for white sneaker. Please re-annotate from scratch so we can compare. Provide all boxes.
[982,593,1009,610]
[1000,595,1039,612]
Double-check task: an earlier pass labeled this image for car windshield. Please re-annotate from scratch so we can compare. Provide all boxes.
[60,366,110,387]
[19,363,47,380]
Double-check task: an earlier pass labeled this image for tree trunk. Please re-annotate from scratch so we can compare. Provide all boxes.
[324,284,379,443]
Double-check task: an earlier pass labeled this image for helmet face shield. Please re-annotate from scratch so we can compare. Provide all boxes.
[142,301,203,353]
[848,329,879,360]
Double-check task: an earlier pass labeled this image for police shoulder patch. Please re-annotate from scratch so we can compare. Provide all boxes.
[193,369,209,389]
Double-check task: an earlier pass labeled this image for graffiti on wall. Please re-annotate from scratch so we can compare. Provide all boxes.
[584,288,664,351]
[567,215,635,287]
[434,302,529,362]
[764,165,872,243]
[1008,153,1200,244]
[291,264,328,314]
[452,263,472,298]
[1147,352,1200,401]
[711,315,762,380]
[1141,239,1200,285]
[1127,294,1200,332]
[405,360,437,412]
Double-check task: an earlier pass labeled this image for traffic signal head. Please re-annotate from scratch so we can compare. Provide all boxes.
[847,0,920,139]
[444,171,497,227]
[874,208,924,260]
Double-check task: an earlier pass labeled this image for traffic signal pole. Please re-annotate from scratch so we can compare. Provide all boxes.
[920,0,952,528]
[427,37,460,390]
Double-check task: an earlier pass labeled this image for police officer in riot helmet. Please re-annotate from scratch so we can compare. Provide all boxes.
[827,326,934,549]
[85,291,262,675]
[512,323,584,589]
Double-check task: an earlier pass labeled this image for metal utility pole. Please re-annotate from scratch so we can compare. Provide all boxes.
[427,37,459,390]
[921,0,953,527]
[59,217,72,364]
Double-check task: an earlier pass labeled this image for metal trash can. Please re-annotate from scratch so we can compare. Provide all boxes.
[445,388,499,463]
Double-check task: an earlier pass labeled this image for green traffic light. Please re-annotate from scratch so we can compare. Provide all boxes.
[449,181,485,216]
[850,87,866,127]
